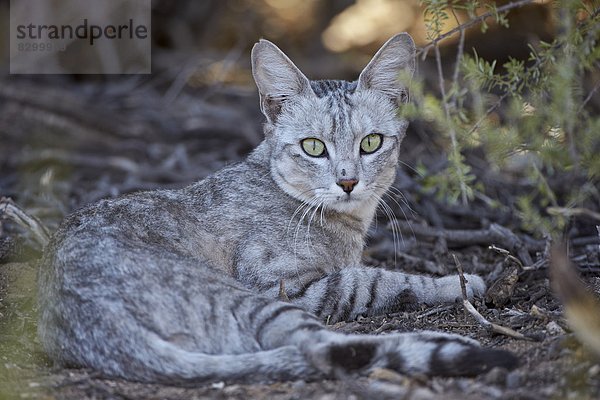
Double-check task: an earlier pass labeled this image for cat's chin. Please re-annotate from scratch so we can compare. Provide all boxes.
[326,196,379,221]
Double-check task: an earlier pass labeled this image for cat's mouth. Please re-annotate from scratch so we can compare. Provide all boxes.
[333,191,369,206]
[338,194,357,202]
[324,185,369,205]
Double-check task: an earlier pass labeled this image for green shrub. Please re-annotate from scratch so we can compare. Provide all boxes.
[411,0,599,236]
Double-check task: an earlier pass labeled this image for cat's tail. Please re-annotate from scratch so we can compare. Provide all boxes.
[304,330,518,378]
[120,332,322,384]
[119,330,517,384]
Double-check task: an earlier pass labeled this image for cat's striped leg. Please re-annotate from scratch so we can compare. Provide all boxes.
[280,267,485,323]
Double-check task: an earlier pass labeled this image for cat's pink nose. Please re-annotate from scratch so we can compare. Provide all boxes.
[337,179,359,193]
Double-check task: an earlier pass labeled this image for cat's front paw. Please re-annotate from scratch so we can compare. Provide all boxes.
[463,274,486,299]
[433,274,486,303]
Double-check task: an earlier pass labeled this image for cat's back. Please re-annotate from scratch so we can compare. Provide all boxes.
[41,155,295,279]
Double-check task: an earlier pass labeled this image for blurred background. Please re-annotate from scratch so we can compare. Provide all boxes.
[0,0,564,227]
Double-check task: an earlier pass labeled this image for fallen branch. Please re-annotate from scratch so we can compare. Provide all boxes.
[392,220,540,266]
[454,255,533,341]
[0,197,50,247]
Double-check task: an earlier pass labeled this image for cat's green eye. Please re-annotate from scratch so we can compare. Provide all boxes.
[301,138,326,157]
[360,133,383,154]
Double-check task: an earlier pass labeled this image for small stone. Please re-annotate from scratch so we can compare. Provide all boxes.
[484,366,508,385]
[291,380,306,389]
[530,304,545,317]
[589,364,600,377]
[546,321,566,335]
[223,384,240,394]
[506,371,521,389]
[369,367,408,385]
[210,381,225,389]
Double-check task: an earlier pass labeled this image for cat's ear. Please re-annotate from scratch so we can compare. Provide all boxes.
[251,39,313,123]
[357,33,416,105]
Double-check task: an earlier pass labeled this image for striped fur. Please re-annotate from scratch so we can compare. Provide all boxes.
[38,33,517,384]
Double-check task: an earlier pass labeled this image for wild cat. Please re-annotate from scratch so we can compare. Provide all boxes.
[38,33,517,384]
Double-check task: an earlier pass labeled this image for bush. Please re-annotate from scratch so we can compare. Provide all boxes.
[406,0,599,237]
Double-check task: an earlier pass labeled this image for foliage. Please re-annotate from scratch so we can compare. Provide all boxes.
[414,0,600,236]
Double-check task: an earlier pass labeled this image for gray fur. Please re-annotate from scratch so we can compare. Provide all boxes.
[38,33,517,384]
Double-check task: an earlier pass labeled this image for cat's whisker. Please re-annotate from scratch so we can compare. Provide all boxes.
[286,188,319,238]
[380,191,407,242]
[287,201,310,244]
[288,202,306,232]
[373,195,393,262]
[374,195,399,267]
[387,198,408,257]
[288,192,321,278]
[293,196,320,262]
[386,186,418,218]
[292,201,313,247]
[382,192,415,244]
[372,184,416,221]
[375,186,417,244]
[397,160,423,177]
[301,201,316,253]
[305,201,322,255]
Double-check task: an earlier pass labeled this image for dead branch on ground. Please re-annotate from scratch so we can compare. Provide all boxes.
[0,197,51,247]
[454,255,533,341]
[392,220,540,266]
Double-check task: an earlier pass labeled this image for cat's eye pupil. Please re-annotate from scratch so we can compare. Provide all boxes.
[360,133,382,154]
[301,138,326,157]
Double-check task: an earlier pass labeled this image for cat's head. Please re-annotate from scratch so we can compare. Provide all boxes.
[251,34,415,216]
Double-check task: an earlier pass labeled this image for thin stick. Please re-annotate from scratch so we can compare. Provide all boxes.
[0,197,50,247]
[450,26,466,109]
[453,254,533,341]
[466,92,509,136]
[418,0,535,59]
[434,43,468,206]
[279,279,290,302]
[577,79,600,113]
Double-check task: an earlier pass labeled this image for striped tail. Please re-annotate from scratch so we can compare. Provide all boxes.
[304,330,518,378]
[113,330,517,383]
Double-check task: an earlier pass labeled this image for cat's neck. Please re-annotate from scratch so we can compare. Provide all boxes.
[246,140,272,166]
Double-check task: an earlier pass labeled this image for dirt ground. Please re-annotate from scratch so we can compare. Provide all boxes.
[1,76,599,400]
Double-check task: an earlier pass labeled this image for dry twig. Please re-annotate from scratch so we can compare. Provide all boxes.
[0,197,51,247]
[279,280,290,302]
[453,254,533,341]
